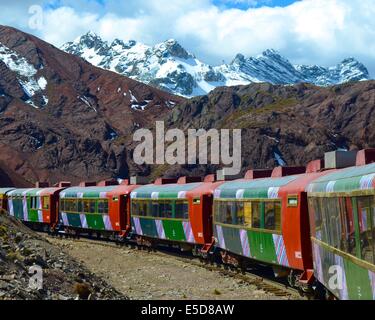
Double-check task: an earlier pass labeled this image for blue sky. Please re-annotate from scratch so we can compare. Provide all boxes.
[213,0,300,9]
[0,0,374,76]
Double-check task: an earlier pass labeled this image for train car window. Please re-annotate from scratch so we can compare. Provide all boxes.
[159,200,173,219]
[287,196,298,207]
[357,196,374,264]
[193,198,201,205]
[344,197,357,257]
[175,201,189,219]
[264,202,275,230]
[60,199,65,211]
[251,202,261,228]
[98,200,106,214]
[140,201,149,217]
[30,196,37,209]
[71,199,78,212]
[77,200,83,213]
[151,201,159,217]
[327,197,342,249]
[318,198,329,244]
[89,200,96,214]
[64,199,70,212]
[236,202,245,225]
[131,201,138,216]
[244,202,252,227]
[224,202,233,225]
[264,202,282,231]
[43,196,50,210]
[214,201,225,224]
[338,197,349,253]
[83,200,90,213]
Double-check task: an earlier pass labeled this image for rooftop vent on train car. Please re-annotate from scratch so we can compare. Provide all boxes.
[216,169,241,181]
[56,181,71,188]
[130,176,148,185]
[79,181,97,187]
[245,169,273,180]
[306,159,325,173]
[154,178,179,185]
[97,179,119,187]
[324,150,357,169]
[35,182,49,188]
[204,174,217,183]
[271,166,306,178]
[356,149,375,166]
[177,176,202,184]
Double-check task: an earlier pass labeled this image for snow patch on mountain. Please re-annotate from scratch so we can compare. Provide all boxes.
[62,32,371,98]
[0,42,48,105]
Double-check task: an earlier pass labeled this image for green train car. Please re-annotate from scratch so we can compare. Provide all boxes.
[307,162,375,299]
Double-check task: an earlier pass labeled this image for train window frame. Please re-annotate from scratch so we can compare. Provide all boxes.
[287,195,299,207]
[43,196,50,210]
[193,198,201,205]
[175,200,189,220]
[356,196,374,265]
[213,199,282,233]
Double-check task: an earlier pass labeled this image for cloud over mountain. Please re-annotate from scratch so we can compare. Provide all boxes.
[0,0,374,76]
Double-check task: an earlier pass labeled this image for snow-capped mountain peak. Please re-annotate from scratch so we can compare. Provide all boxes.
[62,32,371,97]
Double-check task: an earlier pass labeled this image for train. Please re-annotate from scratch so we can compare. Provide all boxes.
[0,149,374,300]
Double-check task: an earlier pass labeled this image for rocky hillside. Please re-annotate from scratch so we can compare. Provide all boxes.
[0,25,183,186]
[0,212,125,300]
[158,81,375,178]
[62,32,370,97]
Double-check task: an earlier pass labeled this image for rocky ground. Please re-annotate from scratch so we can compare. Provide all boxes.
[0,212,125,300]
[46,236,302,300]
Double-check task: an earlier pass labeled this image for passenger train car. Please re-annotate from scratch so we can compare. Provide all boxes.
[130,177,224,253]
[212,165,337,289]
[6,187,65,231]
[59,183,139,238]
[307,162,375,299]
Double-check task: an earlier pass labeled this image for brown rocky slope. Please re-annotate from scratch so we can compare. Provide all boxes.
[159,81,375,177]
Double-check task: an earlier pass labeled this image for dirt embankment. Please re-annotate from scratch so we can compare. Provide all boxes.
[0,213,125,300]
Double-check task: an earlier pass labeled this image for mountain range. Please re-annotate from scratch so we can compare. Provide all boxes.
[0,25,183,186]
[0,25,374,187]
[62,32,371,97]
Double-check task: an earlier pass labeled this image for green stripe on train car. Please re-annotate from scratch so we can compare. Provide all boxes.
[28,209,39,223]
[86,214,105,230]
[162,220,186,241]
[344,259,373,300]
[248,231,278,264]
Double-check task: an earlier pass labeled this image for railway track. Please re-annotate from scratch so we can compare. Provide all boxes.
[41,232,307,300]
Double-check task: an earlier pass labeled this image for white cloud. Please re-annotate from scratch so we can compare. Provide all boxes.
[0,0,375,76]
